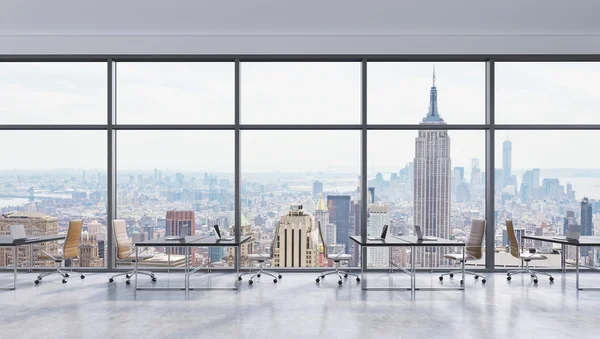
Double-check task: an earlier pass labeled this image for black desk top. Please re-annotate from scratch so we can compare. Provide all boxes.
[350,235,464,247]
[523,235,600,246]
[135,235,251,247]
[0,235,64,246]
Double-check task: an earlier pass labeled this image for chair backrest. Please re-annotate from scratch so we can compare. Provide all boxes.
[506,220,521,258]
[466,219,485,259]
[62,220,83,259]
[317,221,328,258]
[113,219,132,260]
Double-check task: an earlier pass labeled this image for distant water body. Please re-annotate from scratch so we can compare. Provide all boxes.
[0,198,30,209]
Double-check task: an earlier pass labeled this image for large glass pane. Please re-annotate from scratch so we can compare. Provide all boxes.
[117,62,234,124]
[241,62,361,124]
[0,63,106,124]
[241,131,360,269]
[116,131,234,269]
[494,131,599,269]
[0,131,107,269]
[368,130,485,269]
[368,62,485,124]
[496,62,600,124]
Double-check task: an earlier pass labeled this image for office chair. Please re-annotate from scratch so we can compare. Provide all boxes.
[315,221,360,285]
[505,220,554,284]
[439,219,487,284]
[108,219,157,285]
[238,226,281,285]
[35,220,85,284]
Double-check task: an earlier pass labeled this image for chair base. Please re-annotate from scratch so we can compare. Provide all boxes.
[316,262,360,285]
[238,261,281,284]
[109,270,156,285]
[35,262,85,284]
[506,261,554,284]
[439,270,486,284]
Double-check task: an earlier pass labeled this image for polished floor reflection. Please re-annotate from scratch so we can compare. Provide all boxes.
[1,272,598,339]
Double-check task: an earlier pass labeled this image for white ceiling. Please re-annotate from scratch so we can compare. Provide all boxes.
[1,0,599,55]
[1,0,598,35]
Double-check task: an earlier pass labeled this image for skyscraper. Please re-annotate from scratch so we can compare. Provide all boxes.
[366,203,390,266]
[502,139,512,187]
[314,194,336,246]
[581,197,593,258]
[273,204,319,267]
[413,69,451,267]
[312,181,323,199]
[470,158,481,186]
[327,195,351,254]
[165,210,195,261]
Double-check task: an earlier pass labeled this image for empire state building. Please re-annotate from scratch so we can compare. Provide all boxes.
[413,69,451,267]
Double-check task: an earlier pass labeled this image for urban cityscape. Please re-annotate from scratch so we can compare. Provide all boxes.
[1,70,599,270]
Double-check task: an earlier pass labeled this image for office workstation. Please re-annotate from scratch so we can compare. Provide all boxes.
[3,1,600,338]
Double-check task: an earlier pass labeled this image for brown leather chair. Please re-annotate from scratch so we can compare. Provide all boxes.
[108,219,156,285]
[506,220,554,284]
[439,219,487,284]
[315,221,360,285]
[35,220,85,284]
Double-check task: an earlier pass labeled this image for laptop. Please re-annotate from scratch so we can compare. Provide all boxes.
[368,225,389,241]
[415,225,437,241]
[214,225,234,241]
[10,225,40,241]
[553,224,581,241]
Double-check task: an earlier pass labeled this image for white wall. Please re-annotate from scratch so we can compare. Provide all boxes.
[1,0,600,55]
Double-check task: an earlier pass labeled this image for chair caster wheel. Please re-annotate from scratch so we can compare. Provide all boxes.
[238,277,242,281]
[533,279,538,284]
[344,274,348,278]
[475,275,479,279]
[507,272,511,276]
[338,280,343,285]
[126,280,131,285]
[257,274,261,278]
[81,275,85,279]
[449,273,454,278]
[278,275,282,279]
[482,279,486,284]
[62,279,67,284]
[126,274,131,279]
[34,280,40,285]
[109,278,114,283]
[356,277,361,282]
[152,277,157,282]
[273,279,278,283]
[316,278,320,283]
[549,277,554,282]
[439,276,443,281]
[65,273,70,278]
[506,276,511,281]
[249,280,254,285]
[321,275,325,279]
[460,280,464,285]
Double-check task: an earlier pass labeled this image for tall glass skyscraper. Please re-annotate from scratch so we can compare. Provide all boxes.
[413,70,451,267]
[502,139,512,187]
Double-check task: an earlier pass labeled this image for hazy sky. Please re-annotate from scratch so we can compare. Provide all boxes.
[0,61,598,172]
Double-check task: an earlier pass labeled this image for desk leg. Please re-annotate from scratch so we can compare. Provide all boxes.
[361,245,365,290]
[13,246,18,290]
[461,249,465,291]
[561,244,566,274]
[576,250,580,290]
[134,246,138,290]
[411,246,415,293]
[235,246,239,284]
[29,244,33,273]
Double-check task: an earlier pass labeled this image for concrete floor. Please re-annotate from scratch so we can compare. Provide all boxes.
[1,270,599,339]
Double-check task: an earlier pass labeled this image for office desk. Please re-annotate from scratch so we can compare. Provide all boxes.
[523,235,600,290]
[134,235,251,291]
[350,235,465,292]
[0,235,64,290]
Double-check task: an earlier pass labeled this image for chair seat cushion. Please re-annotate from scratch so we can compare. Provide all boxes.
[520,252,548,261]
[444,253,476,262]
[247,253,270,260]
[117,253,154,262]
[328,254,352,261]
